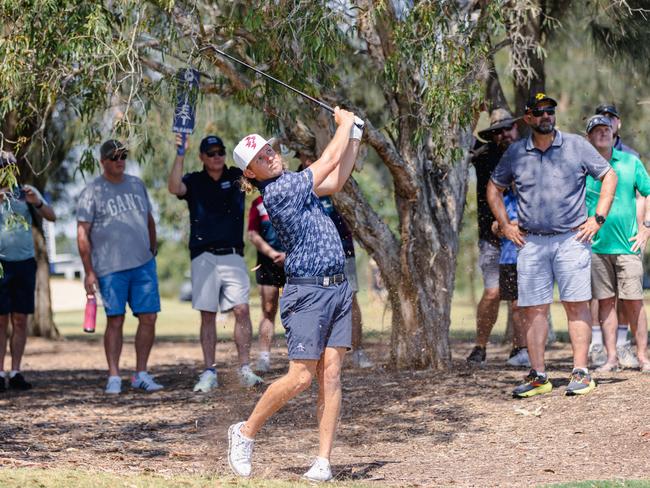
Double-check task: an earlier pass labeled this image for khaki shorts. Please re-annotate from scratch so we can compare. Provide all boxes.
[191,252,250,312]
[591,253,643,300]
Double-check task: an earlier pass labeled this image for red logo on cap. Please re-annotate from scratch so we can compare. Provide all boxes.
[245,136,257,149]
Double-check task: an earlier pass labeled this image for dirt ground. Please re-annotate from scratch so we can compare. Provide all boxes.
[1,337,649,487]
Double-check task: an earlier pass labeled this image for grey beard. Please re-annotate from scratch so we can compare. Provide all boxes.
[532,123,555,135]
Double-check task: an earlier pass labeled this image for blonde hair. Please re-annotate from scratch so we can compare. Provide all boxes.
[238,175,256,194]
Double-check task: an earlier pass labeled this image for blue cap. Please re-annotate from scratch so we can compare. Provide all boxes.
[199,135,224,154]
[586,114,612,134]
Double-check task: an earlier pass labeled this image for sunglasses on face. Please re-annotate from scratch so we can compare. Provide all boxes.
[493,125,515,135]
[109,152,128,161]
[531,107,555,117]
[205,148,226,158]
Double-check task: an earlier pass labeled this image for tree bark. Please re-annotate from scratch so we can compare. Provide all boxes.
[29,217,59,339]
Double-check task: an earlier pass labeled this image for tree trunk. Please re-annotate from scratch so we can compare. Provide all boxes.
[29,216,59,339]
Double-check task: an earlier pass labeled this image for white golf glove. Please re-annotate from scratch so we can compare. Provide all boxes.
[350,116,365,140]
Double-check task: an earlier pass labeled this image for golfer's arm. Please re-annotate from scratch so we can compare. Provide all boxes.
[308,120,355,191]
[595,169,617,217]
[77,221,94,275]
[486,180,509,228]
[248,230,277,259]
[315,139,360,196]
[167,154,187,196]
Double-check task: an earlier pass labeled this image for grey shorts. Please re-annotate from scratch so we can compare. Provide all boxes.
[478,240,500,289]
[591,253,644,300]
[344,257,359,292]
[191,252,250,313]
[517,231,592,306]
[279,280,353,360]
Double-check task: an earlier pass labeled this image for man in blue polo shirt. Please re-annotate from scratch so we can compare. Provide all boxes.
[487,92,617,398]
[168,134,263,392]
[226,108,361,482]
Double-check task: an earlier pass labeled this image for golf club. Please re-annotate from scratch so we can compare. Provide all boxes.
[200,44,363,129]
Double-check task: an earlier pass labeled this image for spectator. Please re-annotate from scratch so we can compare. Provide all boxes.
[0,151,56,391]
[466,108,520,365]
[487,92,617,397]
[168,134,263,392]
[585,115,650,372]
[77,140,162,394]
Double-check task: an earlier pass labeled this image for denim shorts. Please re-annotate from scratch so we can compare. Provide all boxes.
[279,280,353,360]
[517,231,591,306]
[98,258,161,317]
[0,258,36,315]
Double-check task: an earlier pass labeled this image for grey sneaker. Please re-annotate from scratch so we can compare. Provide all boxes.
[565,368,596,396]
[466,345,486,366]
[617,343,639,369]
[589,344,607,368]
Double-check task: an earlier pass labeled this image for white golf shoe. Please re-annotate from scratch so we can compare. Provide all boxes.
[228,421,254,477]
[303,457,333,482]
[105,375,122,395]
[193,369,218,392]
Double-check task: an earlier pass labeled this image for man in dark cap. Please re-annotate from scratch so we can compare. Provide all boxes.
[488,92,618,398]
[168,133,263,392]
[466,108,520,366]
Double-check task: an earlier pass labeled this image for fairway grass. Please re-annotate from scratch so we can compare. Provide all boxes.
[545,481,650,488]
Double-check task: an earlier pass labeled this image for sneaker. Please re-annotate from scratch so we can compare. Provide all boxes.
[617,343,639,369]
[255,356,271,374]
[105,375,122,395]
[303,457,333,482]
[589,344,607,368]
[512,369,552,398]
[565,368,596,396]
[239,365,264,387]
[228,421,254,477]
[466,345,486,366]
[193,369,218,393]
[351,349,374,368]
[506,347,531,367]
[131,372,163,392]
[8,373,32,391]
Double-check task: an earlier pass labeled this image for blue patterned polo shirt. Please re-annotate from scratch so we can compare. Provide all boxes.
[260,169,345,277]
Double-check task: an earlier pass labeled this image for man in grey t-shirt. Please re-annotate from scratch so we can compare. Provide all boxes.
[487,92,617,398]
[77,140,162,395]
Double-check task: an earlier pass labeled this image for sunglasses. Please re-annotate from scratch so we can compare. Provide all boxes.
[109,152,128,161]
[205,148,226,157]
[493,125,515,135]
[531,107,555,117]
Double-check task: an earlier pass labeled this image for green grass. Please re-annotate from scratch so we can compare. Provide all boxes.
[543,481,650,488]
[0,468,374,487]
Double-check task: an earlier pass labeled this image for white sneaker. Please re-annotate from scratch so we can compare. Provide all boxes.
[193,369,218,393]
[228,421,254,477]
[589,344,607,367]
[303,457,333,482]
[506,348,530,367]
[617,343,639,369]
[256,356,271,373]
[351,349,374,368]
[105,375,122,395]
[239,365,264,387]
[131,372,164,392]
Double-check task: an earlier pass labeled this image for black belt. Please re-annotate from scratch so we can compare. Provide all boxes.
[286,274,346,286]
[519,224,583,237]
[206,247,244,257]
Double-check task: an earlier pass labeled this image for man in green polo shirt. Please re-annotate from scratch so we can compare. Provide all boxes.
[585,115,650,373]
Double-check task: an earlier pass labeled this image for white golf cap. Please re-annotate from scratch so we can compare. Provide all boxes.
[233,134,276,171]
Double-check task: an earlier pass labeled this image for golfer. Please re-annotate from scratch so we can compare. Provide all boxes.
[227,107,361,482]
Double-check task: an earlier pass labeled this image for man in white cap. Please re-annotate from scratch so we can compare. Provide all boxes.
[226,107,361,482]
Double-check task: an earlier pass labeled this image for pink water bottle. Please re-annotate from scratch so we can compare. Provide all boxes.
[83,295,97,333]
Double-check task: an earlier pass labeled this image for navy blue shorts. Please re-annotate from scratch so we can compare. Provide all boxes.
[0,258,37,315]
[279,280,353,360]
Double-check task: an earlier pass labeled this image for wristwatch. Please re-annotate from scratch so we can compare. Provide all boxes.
[643,220,650,228]
[595,213,606,225]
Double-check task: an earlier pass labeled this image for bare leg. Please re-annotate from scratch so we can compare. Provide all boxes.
[104,315,125,376]
[563,300,592,370]
[351,294,363,350]
[621,299,648,364]
[315,347,346,460]
[0,314,8,371]
[475,287,500,347]
[200,311,217,368]
[522,304,550,372]
[134,313,157,372]
[258,286,279,354]
[233,304,253,366]
[9,313,28,371]
[597,297,618,366]
[511,301,527,348]
[241,359,318,438]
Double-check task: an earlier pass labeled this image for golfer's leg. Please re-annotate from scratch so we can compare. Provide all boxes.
[200,311,217,368]
[563,300,591,370]
[105,315,125,376]
[523,305,549,372]
[134,313,157,372]
[241,359,318,438]
[316,347,346,460]
[9,312,28,371]
[598,297,618,365]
